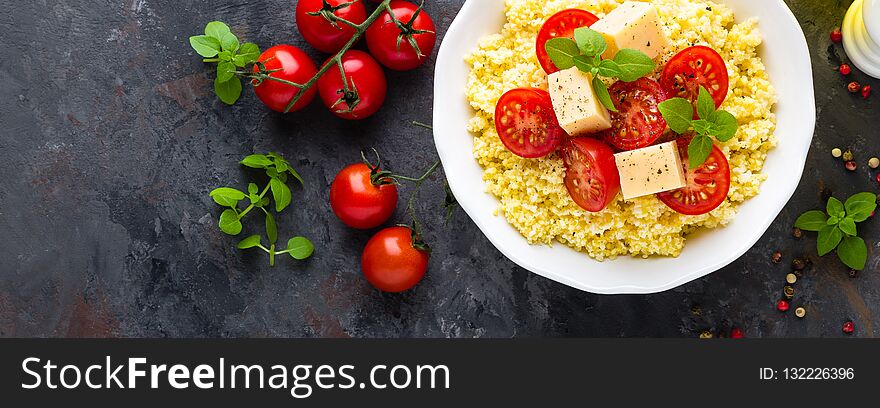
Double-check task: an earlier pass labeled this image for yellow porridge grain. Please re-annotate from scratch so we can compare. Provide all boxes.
[464,0,777,260]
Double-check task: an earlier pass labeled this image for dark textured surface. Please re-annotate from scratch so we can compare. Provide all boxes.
[0,0,877,338]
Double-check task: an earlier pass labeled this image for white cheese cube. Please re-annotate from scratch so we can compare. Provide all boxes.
[614,141,686,200]
[547,67,612,136]
[592,1,671,60]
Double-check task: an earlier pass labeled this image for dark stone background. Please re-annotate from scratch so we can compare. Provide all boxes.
[0,0,877,338]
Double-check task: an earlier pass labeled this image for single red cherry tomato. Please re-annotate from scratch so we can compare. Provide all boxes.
[536,9,600,74]
[657,137,731,215]
[365,0,437,71]
[560,137,621,212]
[252,45,318,113]
[330,163,398,229]
[494,88,565,158]
[295,0,367,53]
[362,226,429,292]
[317,50,387,119]
[600,78,669,151]
[659,46,730,111]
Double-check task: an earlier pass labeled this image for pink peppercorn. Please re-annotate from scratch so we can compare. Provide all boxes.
[777,300,790,312]
[848,81,861,93]
[843,321,855,334]
[846,161,857,171]
[839,64,851,75]
[730,328,745,338]
[862,85,872,99]
[831,28,843,43]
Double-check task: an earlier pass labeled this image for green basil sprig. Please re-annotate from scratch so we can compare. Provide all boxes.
[189,21,261,105]
[209,152,313,267]
[795,192,877,270]
[657,86,738,168]
[544,27,655,112]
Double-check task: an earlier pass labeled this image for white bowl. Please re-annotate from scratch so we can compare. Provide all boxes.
[433,0,816,294]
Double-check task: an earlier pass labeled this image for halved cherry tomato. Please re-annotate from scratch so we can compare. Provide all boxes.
[600,78,669,151]
[362,226,429,293]
[561,137,620,212]
[536,9,599,74]
[494,88,565,158]
[659,46,730,111]
[657,137,731,215]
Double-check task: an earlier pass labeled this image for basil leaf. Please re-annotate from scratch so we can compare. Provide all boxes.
[839,217,857,236]
[573,27,606,57]
[265,211,278,244]
[220,32,240,52]
[827,197,845,218]
[613,49,655,82]
[237,42,261,64]
[204,21,231,40]
[691,119,711,135]
[237,235,262,249]
[189,35,221,58]
[794,210,828,232]
[287,237,315,260]
[696,86,715,120]
[827,216,839,225]
[259,196,270,207]
[544,37,580,70]
[241,154,273,169]
[844,192,877,222]
[837,236,867,270]
[214,77,242,105]
[210,187,246,207]
[218,209,243,235]
[687,134,714,169]
[572,55,594,73]
[592,77,617,113]
[217,61,235,82]
[288,167,305,186]
[709,110,738,142]
[270,177,292,212]
[817,225,843,256]
[247,183,259,195]
[218,50,233,61]
[658,98,693,134]
[596,59,621,78]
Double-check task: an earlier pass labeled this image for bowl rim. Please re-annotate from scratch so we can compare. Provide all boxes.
[432,0,816,294]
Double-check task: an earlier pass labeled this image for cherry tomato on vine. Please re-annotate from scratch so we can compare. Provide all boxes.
[366,0,437,71]
[536,9,599,74]
[659,46,730,112]
[362,226,429,292]
[560,137,620,212]
[330,163,399,229]
[657,137,731,216]
[317,50,387,119]
[252,45,318,113]
[599,78,669,151]
[494,88,565,158]
[296,0,367,54]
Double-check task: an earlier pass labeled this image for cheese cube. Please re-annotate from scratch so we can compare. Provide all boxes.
[547,67,612,136]
[614,141,686,200]
[592,1,671,60]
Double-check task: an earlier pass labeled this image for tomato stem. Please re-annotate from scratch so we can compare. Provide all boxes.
[237,183,272,220]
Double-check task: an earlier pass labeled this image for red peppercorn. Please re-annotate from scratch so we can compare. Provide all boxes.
[877,173,880,185]
[831,28,843,43]
[843,321,855,334]
[862,85,872,99]
[777,299,790,312]
[848,81,861,93]
[839,64,851,75]
[730,328,745,338]
[845,160,857,171]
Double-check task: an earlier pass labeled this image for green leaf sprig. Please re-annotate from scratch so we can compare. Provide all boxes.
[658,86,739,168]
[794,192,876,270]
[189,21,261,105]
[209,152,313,266]
[544,27,656,112]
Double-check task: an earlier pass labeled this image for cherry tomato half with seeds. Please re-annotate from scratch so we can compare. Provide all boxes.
[362,226,429,293]
[494,88,565,158]
[330,163,398,229]
[295,0,367,54]
[252,45,318,113]
[536,9,600,74]
[366,0,437,71]
[657,137,731,215]
[600,78,669,151]
[561,137,621,212]
[659,46,730,112]
[317,50,387,120]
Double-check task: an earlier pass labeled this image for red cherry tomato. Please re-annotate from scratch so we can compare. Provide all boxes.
[295,0,367,53]
[561,137,621,212]
[365,0,437,71]
[659,46,730,111]
[536,9,600,74]
[330,163,398,229]
[494,88,565,158]
[657,137,731,215]
[600,78,669,151]
[252,45,318,113]
[362,226,429,292]
[317,50,387,119]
